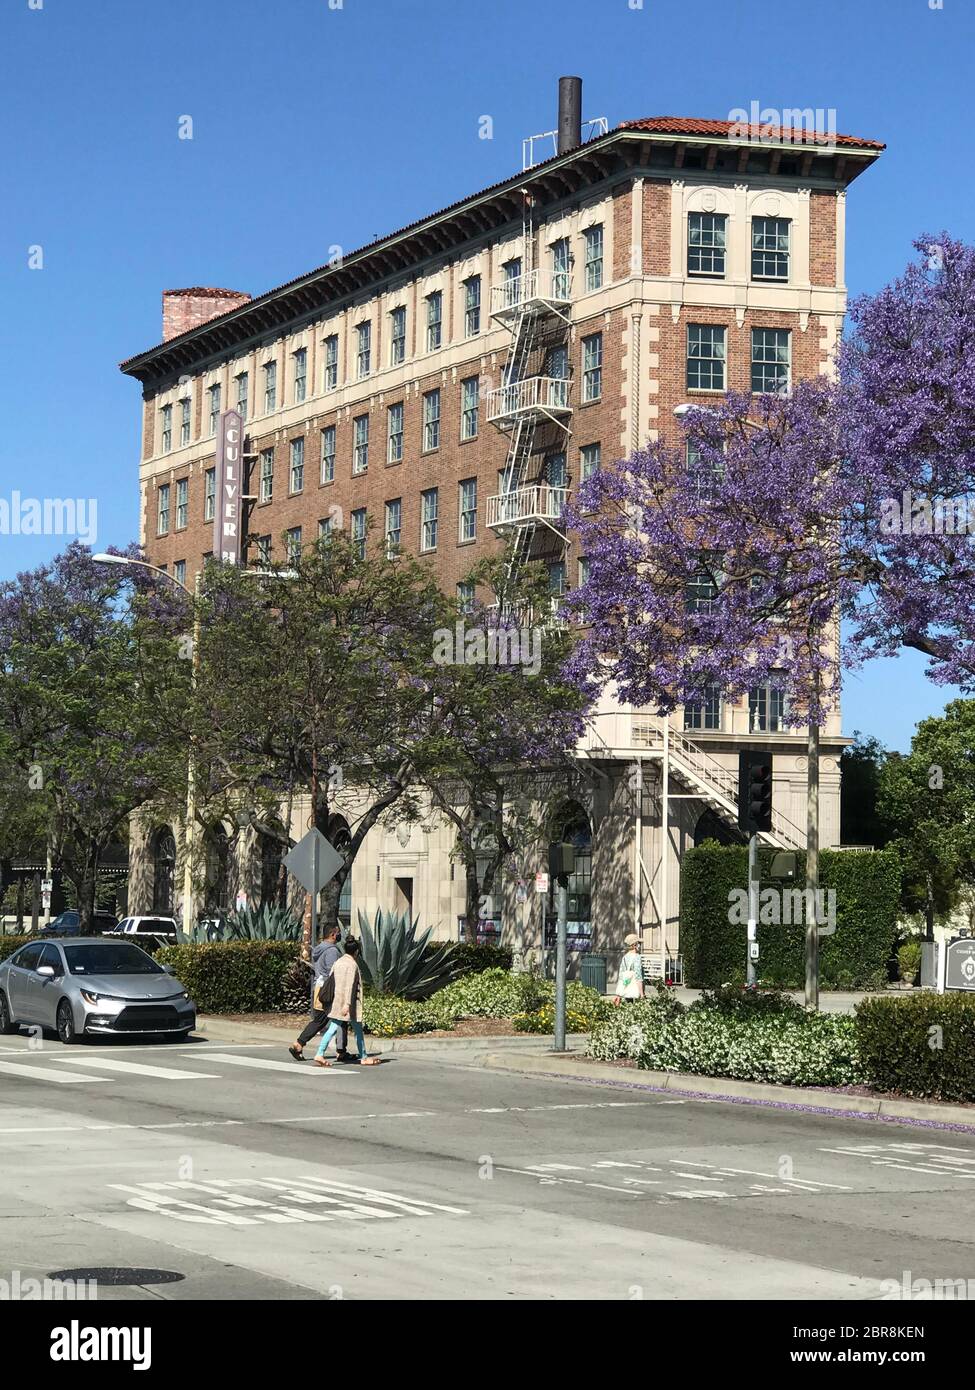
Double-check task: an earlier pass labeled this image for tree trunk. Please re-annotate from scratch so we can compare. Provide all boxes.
[30,872,40,933]
[463,851,480,945]
[15,878,24,931]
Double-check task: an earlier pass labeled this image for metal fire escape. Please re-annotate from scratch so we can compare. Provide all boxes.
[486,193,573,613]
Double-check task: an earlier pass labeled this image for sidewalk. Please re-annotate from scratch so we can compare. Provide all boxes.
[666,988,895,1015]
[195,1014,589,1054]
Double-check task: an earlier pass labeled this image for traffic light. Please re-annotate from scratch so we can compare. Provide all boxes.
[738,752,773,834]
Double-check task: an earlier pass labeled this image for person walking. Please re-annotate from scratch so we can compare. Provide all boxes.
[613,932,645,1005]
[313,938,379,1067]
[289,925,349,1062]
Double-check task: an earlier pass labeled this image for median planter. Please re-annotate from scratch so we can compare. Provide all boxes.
[855,993,975,1101]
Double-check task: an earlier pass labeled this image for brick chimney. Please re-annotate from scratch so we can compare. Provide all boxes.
[162,287,251,342]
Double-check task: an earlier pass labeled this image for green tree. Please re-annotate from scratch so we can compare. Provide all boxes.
[840,731,893,848]
[877,700,975,937]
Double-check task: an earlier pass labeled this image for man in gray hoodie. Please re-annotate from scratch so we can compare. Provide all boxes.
[288,926,349,1061]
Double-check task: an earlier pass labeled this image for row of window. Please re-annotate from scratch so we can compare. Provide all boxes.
[155,230,607,456]
[157,440,602,543]
[688,215,791,282]
[687,324,791,394]
[683,680,790,734]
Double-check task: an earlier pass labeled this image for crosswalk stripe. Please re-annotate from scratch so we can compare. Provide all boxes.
[57,1057,219,1081]
[200,1053,356,1074]
[0,1058,99,1084]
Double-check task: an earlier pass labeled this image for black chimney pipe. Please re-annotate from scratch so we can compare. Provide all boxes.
[557,76,582,155]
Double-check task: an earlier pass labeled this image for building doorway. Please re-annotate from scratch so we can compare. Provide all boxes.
[394,876,414,917]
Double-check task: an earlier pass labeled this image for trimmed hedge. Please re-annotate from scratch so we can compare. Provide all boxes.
[680,845,900,990]
[156,941,298,1014]
[451,943,513,975]
[0,935,32,962]
[856,993,975,1101]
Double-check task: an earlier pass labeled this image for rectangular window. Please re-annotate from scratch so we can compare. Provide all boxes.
[320,425,336,483]
[545,452,568,489]
[582,333,603,402]
[464,276,481,337]
[461,376,479,440]
[685,556,720,614]
[263,359,277,413]
[236,371,249,421]
[751,328,791,395]
[286,527,302,565]
[387,403,404,463]
[578,556,591,588]
[157,483,170,536]
[204,468,215,522]
[580,442,601,482]
[752,217,791,280]
[423,389,441,451]
[293,348,307,403]
[290,436,305,494]
[421,487,439,551]
[175,477,188,530]
[353,414,369,474]
[687,324,726,392]
[384,498,402,554]
[548,560,567,598]
[459,478,477,542]
[552,237,571,299]
[160,404,172,454]
[426,291,442,351]
[749,676,788,733]
[323,335,338,390]
[259,448,274,503]
[208,383,221,436]
[180,397,191,447]
[503,257,522,308]
[687,213,727,277]
[584,225,604,291]
[684,685,722,731]
[351,508,367,560]
[318,516,334,542]
[356,322,371,379]
[389,306,406,365]
[255,535,272,568]
[174,560,186,588]
[686,439,724,498]
[457,580,475,614]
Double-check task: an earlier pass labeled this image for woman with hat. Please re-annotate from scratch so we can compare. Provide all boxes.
[614,932,645,1005]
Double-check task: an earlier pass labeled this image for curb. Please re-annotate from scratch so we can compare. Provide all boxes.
[475,1051,975,1131]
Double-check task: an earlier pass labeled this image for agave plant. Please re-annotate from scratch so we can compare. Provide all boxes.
[225,905,303,941]
[355,909,461,1000]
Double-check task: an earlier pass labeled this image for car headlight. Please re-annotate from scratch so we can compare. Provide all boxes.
[80,990,100,1005]
[180,992,190,1001]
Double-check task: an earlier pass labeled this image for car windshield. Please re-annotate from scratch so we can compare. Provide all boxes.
[63,943,163,976]
[135,919,175,931]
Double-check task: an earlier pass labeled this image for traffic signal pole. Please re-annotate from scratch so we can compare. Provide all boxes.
[746,832,759,987]
[805,714,820,1011]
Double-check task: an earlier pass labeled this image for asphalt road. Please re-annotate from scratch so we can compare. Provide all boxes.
[1,1031,973,1301]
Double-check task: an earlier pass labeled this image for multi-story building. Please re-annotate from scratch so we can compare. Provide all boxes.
[121,80,883,971]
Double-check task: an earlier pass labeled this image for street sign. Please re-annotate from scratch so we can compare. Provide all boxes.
[284,828,344,897]
[41,878,53,895]
[535,871,550,894]
[945,937,975,991]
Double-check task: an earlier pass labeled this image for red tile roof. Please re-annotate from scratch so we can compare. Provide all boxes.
[620,116,885,151]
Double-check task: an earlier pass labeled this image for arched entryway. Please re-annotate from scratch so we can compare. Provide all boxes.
[545,800,593,950]
[151,827,177,914]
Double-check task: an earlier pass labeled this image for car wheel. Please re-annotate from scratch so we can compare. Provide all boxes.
[56,1000,78,1045]
[0,992,17,1035]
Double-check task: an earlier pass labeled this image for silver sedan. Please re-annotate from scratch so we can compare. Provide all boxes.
[0,938,196,1044]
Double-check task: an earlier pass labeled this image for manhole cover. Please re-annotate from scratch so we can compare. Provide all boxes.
[48,1268,185,1286]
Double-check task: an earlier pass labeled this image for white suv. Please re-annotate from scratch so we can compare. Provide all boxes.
[112,916,179,946]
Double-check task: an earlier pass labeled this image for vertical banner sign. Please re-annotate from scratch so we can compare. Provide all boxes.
[213,409,243,564]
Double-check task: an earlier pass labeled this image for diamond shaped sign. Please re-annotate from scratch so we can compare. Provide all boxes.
[283,828,344,897]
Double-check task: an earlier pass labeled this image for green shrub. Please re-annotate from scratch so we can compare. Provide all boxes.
[588,993,686,1061]
[513,1005,597,1034]
[897,941,922,979]
[0,935,33,963]
[855,994,975,1100]
[156,941,298,1013]
[679,844,901,989]
[511,980,612,1034]
[225,905,303,941]
[363,995,441,1037]
[451,943,513,975]
[641,1008,862,1087]
[696,984,806,1020]
[429,967,544,1021]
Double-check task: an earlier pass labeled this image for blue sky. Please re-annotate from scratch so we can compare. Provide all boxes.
[1,0,970,752]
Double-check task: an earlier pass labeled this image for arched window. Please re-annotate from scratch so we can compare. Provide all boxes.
[546,801,593,950]
[259,831,286,909]
[204,824,232,913]
[152,828,177,914]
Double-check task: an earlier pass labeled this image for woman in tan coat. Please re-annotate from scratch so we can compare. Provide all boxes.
[314,939,379,1067]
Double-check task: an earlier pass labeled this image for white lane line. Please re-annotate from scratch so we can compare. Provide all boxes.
[0,1058,98,1085]
[198,1052,356,1075]
[57,1057,219,1081]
